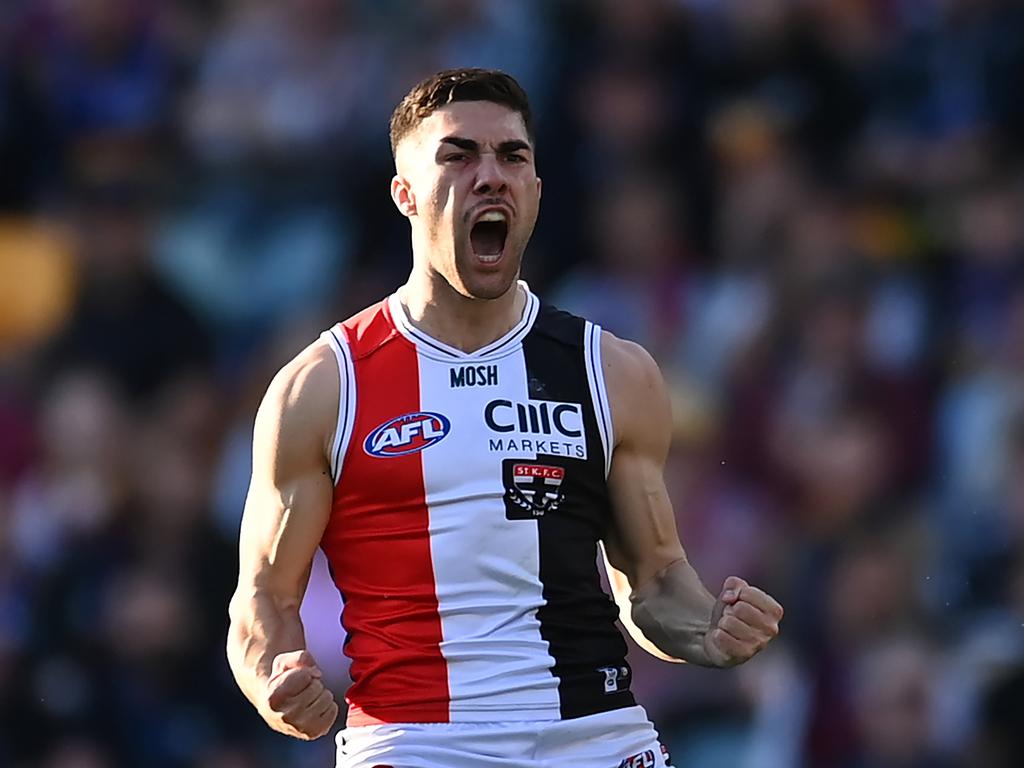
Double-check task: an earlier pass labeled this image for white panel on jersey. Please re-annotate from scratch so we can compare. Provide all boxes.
[584,322,614,478]
[321,327,357,484]
[416,350,561,720]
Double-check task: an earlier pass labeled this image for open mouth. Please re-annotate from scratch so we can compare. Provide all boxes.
[470,211,509,264]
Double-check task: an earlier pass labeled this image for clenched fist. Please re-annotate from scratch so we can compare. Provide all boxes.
[703,577,783,668]
[263,650,339,740]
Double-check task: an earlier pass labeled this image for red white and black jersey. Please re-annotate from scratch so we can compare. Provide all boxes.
[319,283,633,726]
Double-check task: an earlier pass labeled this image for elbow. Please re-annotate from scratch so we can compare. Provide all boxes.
[227,589,250,639]
[228,589,250,626]
[226,601,246,662]
[226,590,257,662]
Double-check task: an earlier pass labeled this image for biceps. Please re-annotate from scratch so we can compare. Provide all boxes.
[606,447,685,588]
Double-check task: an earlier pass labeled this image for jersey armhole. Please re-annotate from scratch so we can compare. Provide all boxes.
[320,326,357,484]
[583,321,614,479]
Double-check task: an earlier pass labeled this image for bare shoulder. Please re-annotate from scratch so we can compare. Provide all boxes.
[601,332,663,394]
[256,339,340,462]
[599,331,671,452]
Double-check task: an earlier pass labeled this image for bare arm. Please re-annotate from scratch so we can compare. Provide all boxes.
[227,341,340,739]
[600,333,783,667]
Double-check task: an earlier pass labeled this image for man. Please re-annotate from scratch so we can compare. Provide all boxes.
[227,68,783,767]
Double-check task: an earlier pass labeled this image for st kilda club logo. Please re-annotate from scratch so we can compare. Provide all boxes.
[502,459,566,519]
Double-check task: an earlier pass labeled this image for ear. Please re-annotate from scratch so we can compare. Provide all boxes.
[390,175,417,218]
[536,177,542,201]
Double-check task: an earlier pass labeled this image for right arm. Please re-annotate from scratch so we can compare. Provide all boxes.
[600,333,783,667]
[227,341,340,740]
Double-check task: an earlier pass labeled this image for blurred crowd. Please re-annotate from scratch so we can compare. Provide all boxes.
[2,0,1024,766]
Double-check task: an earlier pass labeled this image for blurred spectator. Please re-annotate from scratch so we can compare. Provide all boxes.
[936,277,1024,611]
[40,0,173,140]
[8,369,128,574]
[42,174,212,401]
[947,176,1024,362]
[153,184,350,353]
[185,0,370,164]
[8,0,181,202]
[154,0,360,351]
[936,545,1024,761]
[369,0,552,113]
[848,635,951,768]
[554,173,697,364]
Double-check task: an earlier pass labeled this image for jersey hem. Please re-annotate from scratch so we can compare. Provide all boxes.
[346,703,560,727]
[345,695,636,726]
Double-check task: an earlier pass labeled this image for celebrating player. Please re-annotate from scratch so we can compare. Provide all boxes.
[227,68,783,767]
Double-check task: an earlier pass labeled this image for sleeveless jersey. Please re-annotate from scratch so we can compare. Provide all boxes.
[319,283,634,726]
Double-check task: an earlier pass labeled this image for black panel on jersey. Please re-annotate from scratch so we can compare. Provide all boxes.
[520,304,635,719]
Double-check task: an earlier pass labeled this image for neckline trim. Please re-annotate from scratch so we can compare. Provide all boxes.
[388,281,540,361]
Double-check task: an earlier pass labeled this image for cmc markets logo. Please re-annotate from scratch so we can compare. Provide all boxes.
[484,398,583,437]
[484,398,588,460]
[363,412,451,457]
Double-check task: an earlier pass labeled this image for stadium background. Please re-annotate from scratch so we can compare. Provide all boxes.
[2,0,1024,766]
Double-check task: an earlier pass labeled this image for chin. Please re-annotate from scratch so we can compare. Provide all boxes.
[452,250,521,301]
[457,270,519,301]
[464,279,517,301]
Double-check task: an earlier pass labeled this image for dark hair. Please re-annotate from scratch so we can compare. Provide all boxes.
[389,68,534,156]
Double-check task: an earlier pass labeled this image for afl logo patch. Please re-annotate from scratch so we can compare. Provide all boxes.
[364,412,451,457]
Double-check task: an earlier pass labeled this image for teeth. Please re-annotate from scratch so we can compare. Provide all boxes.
[478,210,507,223]
[477,253,502,263]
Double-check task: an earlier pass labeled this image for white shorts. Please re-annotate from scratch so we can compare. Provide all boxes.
[336,705,673,767]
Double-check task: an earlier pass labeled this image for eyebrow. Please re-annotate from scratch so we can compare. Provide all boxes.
[439,136,532,154]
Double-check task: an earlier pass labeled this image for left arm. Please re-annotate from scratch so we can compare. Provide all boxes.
[600,332,783,667]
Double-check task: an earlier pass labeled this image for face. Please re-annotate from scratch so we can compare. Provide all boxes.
[392,101,541,300]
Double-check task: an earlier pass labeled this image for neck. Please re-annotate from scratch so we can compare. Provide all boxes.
[398,268,525,354]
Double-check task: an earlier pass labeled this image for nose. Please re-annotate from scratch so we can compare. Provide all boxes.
[473,154,508,196]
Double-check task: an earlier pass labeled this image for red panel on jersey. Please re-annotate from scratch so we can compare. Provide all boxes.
[321,301,450,725]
